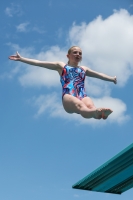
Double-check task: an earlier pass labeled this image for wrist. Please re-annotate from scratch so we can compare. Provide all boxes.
[19,56,23,62]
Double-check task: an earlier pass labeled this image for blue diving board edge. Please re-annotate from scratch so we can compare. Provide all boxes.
[72,143,133,194]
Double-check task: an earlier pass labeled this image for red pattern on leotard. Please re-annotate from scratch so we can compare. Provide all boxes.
[60,65,87,100]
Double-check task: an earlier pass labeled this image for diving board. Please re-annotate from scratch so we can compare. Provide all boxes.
[72,143,133,194]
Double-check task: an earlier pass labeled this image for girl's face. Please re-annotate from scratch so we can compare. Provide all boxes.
[67,47,82,64]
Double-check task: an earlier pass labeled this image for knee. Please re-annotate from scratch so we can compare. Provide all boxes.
[87,104,95,109]
[82,97,96,110]
[75,102,87,112]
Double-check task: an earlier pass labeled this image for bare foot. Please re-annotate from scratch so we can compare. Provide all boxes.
[102,109,113,120]
[93,108,113,120]
[93,108,104,119]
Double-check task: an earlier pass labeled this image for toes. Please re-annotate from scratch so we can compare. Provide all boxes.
[102,109,112,119]
[94,108,113,120]
[94,109,103,119]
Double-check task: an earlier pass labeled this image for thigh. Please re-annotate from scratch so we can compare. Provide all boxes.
[62,94,86,114]
[81,97,96,109]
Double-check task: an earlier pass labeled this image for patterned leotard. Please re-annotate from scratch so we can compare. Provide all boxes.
[60,65,87,100]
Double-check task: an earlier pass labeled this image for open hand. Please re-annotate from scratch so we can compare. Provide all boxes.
[9,51,21,61]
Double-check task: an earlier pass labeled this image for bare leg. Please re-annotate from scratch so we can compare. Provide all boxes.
[62,94,105,119]
[81,97,113,119]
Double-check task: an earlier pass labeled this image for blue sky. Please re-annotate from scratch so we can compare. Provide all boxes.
[0,0,133,200]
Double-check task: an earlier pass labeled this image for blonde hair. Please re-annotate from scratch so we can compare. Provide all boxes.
[67,46,81,54]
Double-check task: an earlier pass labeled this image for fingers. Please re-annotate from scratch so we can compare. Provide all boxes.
[8,51,21,61]
[8,55,19,60]
[8,55,15,60]
[16,51,20,56]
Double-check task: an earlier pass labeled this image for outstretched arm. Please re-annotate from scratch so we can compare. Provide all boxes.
[9,52,64,75]
[84,66,117,84]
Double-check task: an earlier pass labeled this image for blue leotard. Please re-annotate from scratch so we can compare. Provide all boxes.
[60,65,87,100]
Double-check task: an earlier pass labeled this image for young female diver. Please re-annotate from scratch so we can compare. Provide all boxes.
[9,46,117,120]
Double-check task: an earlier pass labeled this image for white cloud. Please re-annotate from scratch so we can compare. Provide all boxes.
[33,94,56,118]
[56,28,63,38]
[93,96,130,124]
[69,9,133,86]
[16,23,45,34]
[18,66,59,87]
[16,22,30,32]
[85,78,111,97]
[5,7,13,17]
[30,93,65,118]
[32,26,45,34]
[5,3,23,17]
[16,24,46,34]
